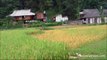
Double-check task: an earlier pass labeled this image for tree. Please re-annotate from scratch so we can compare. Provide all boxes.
[0,0,107,20]
[61,0,80,19]
[97,0,107,23]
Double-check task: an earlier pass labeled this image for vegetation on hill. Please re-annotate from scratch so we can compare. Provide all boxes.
[0,0,107,19]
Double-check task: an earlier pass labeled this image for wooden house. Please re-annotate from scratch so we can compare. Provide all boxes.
[9,9,35,21]
[80,9,107,24]
[36,11,46,22]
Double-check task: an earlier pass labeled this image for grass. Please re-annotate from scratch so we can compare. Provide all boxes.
[35,25,107,48]
[0,25,107,60]
[69,38,107,60]
[0,28,68,59]
[71,37,106,55]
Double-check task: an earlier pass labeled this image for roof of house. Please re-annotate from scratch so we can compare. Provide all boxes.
[9,9,35,16]
[82,9,107,18]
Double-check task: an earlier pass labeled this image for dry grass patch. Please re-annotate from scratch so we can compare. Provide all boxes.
[34,25,107,48]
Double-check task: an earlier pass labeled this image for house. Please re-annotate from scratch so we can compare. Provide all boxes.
[9,9,35,20]
[36,11,46,22]
[52,14,68,22]
[80,9,107,24]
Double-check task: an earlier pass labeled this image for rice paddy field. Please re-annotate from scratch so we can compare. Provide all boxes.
[0,25,107,60]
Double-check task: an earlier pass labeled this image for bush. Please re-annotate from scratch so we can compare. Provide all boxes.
[30,21,43,27]
[45,22,62,26]
[0,17,13,29]
[0,18,63,29]
[30,21,62,27]
[0,17,24,29]
[46,19,54,23]
[13,21,24,28]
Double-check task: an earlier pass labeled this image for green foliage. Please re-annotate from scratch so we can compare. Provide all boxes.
[69,38,107,60]
[0,17,24,29]
[0,0,19,18]
[0,17,13,29]
[0,0,107,20]
[45,22,62,26]
[31,21,62,27]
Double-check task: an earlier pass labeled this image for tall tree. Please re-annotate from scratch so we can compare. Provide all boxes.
[0,0,107,19]
[19,0,25,9]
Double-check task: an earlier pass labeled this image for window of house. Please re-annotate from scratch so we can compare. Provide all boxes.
[84,19,86,21]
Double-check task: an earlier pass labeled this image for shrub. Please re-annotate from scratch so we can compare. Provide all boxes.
[30,21,62,27]
[0,17,13,29]
[45,22,62,26]
[0,17,25,29]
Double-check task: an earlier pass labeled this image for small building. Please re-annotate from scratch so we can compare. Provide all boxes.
[9,9,35,21]
[52,14,68,22]
[80,9,107,24]
[36,11,47,22]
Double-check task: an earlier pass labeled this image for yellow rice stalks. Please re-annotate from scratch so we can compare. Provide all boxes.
[33,25,107,48]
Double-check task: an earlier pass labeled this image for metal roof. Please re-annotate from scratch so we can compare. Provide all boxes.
[9,9,35,16]
[82,9,107,18]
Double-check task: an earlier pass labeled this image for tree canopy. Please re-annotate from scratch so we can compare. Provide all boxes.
[0,0,107,19]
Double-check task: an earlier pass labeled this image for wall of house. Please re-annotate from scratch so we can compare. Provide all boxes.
[14,16,34,20]
[90,18,95,24]
[14,16,23,20]
[36,13,44,20]
[82,17,102,24]
[82,18,88,24]
[82,17,107,24]
[62,16,68,21]
[97,18,101,24]
[104,17,107,23]
[82,18,86,24]
[24,16,33,20]
[56,15,62,22]
[83,18,95,24]
[55,15,68,22]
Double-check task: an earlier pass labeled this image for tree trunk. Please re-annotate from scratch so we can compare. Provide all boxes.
[98,6,105,23]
